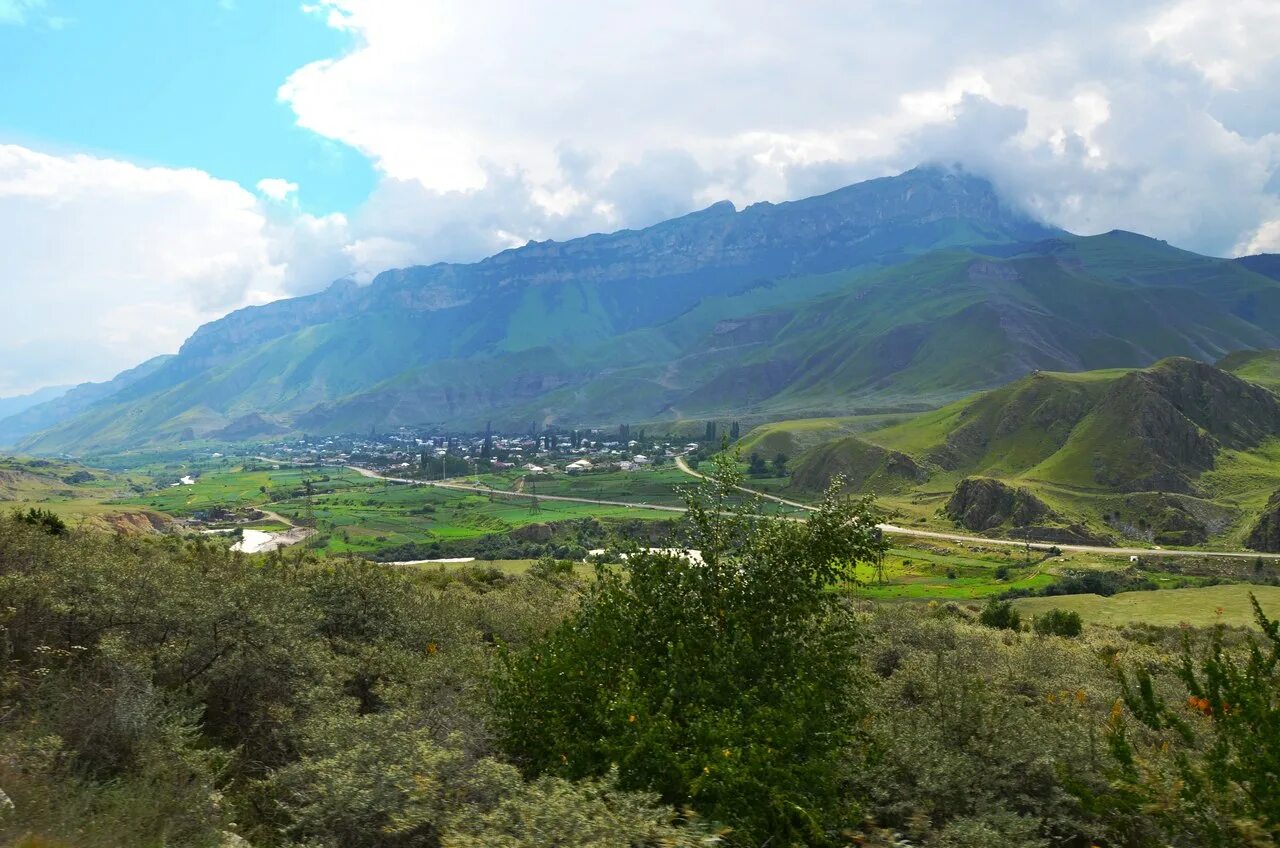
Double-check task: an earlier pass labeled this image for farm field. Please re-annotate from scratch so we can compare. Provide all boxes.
[275,481,680,555]
[120,465,372,515]
[475,465,806,515]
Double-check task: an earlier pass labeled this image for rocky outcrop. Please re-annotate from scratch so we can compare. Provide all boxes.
[945,477,1054,532]
[1247,491,1280,552]
[1101,492,1235,545]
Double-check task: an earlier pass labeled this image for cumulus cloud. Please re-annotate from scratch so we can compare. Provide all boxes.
[0,145,354,395]
[279,0,1280,264]
[8,0,1280,395]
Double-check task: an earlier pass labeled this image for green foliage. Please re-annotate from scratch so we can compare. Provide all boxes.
[14,507,67,535]
[495,455,887,844]
[1032,608,1083,638]
[1115,594,1280,844]
[978,598,1022,631]
[266,711,711,848]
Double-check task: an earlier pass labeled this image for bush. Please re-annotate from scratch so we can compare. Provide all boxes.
[978,598,1021,631]
[1114,594,1280,843]
[496,457,887,845]
[1033,608,1083,638]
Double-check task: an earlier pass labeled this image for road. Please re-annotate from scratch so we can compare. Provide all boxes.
[672,456,1280,561]
[263,457,1280,562]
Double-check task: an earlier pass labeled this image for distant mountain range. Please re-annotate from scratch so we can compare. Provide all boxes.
[6,165,1280,455]
[0,384,71,421]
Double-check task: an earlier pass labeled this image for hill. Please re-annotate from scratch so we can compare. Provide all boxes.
[18,168,1280,454]
[774,358,1280,547]
[1219,348,1280,393]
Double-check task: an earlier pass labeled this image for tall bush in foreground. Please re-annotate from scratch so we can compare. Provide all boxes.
[1113,594,1280,845]
[495,456,887,845]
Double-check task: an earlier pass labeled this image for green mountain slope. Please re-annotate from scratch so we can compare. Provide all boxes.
[774,358,1280,547]
[19,168,1280,454]
[1219,348,1280,392]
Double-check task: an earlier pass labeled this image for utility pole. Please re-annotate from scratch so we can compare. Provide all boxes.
[527,476,541,514]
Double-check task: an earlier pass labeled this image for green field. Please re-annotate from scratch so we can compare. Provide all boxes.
[281,481,680,555]
[1014,584,1280,628]
[476,465,805,515]
[120,465,372,514]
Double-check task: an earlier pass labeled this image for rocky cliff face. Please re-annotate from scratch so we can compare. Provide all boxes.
[1090,359,1280,492]
[173,167,1052,374]
[945,477,1054,531]
[1247,491,1280,552]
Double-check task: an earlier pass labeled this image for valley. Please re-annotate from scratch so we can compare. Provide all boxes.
[0,165,1278,664]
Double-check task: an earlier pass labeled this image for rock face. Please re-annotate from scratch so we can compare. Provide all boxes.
[945,477,1053,532]
[1080,359,1280,493]
[1247,491,1280,552]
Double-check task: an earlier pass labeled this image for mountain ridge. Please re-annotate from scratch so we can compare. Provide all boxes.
[15,166,1280,454]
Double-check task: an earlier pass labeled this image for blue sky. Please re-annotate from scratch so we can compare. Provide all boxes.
[0,0,373,214]
[1,0,1279,396]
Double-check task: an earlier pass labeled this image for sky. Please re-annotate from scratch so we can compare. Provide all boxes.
[1,0,1279,396]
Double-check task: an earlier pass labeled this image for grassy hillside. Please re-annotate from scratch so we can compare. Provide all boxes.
[772,358,1280,548]
[0,455,165,532]
[1219,348,1280,392]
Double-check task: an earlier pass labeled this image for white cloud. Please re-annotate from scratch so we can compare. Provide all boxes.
[9,1,1280,396]
[256,177,299,202]
[0,145,355,395]
[279,0,1280,263]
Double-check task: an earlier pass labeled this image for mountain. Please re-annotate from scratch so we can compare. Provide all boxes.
[786,358,1280,545]
[18,167,1280,454]
[0,355,174,447]
[0,384,70,421]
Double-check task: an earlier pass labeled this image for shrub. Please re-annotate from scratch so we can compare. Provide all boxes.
[1033,608,1083,638]
[1114,594,1280,843]
[978,598,1021,631]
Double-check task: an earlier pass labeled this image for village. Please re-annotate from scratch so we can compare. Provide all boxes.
[236,423,716,482]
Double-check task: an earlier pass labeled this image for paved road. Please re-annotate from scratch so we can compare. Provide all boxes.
[262,456,1280,561]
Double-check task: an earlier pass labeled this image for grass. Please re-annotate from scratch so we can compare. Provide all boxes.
[118,465,372,514]
[0,455,162,531]
[273,478,680,555]
[1014,584,1280,629]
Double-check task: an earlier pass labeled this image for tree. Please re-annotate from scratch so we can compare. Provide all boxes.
[747,452,768,477]
[703,421,717,443]
[496,456,887,845]
[772,452,789,476]
[729,421,740,442]
[16,507,67,535]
